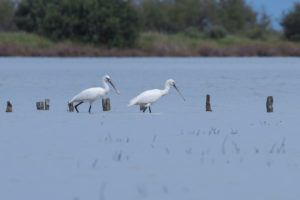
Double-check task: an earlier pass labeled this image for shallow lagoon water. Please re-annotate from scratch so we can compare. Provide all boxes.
[0,58,300,200]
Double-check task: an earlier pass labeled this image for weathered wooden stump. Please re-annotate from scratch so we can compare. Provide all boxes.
[45,99,50,110]
[68,102,74,112]
[6,101,12,112]
[140,105,147,112]
[266,96,273,112]
[206,94,212,112]
[36,101,45,110]
[102,98,111,111]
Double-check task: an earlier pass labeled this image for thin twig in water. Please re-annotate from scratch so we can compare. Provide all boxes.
[92,159,98,168]
[232,141,240,154]
[165,148,170,154]
[152,135,157,143]
[136,185,147,198]
[277,137,286,154]
[113,151,122,161]
[117,151,122,161]
[209,128,220,135]
[162,186,168,193]
[269,143,277,154]
[222,135,228,155]
[185,148,192,154]
[105,133,112,143]
[255,147,260,154]
[230,129,239,135]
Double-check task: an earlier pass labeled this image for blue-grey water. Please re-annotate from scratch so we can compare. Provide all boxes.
[0,58,299,200]
[1,57,299,113]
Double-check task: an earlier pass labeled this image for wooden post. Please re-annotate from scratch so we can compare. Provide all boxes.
[206,94,212,112]
[68,102,74,112]
[102,98,111,111]
[45,99,50,110]
[36,101,45,110]
[266,96,273,112]
[140,105,147,112]
[6,101,12,112]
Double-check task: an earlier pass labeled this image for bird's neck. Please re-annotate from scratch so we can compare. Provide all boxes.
[162,82,171,96]
[103,80,110,93]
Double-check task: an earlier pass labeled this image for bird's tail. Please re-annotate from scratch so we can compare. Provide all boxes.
[69,96,77,104]
[128,97,138,107]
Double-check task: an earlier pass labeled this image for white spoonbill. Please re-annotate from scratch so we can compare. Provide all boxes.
[69,75,120,113]
[128,79,185,113]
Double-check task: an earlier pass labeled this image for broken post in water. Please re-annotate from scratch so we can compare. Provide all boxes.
[36,101,45,110]
[266,96,273,112]
[68,102,74,112]
[102,98,111,111]
[45,99,50,110]
[206,94,212,112]
[140,104,147,112]
[6,101,12,112]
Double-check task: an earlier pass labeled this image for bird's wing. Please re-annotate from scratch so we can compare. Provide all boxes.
[128,94,140,106]
[70,88,104,103]
[128,89,162,106]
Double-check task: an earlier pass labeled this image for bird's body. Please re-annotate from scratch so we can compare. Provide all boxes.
[129,89,168,107]
[70,87,108,104]
[69,75,120,113]
[129,79,185,113]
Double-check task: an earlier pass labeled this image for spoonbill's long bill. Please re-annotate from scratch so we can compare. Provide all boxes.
[128,79,185,113]
[69,75,120,113]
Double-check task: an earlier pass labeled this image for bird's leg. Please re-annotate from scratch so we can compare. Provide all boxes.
[142,106,147,113]
[149,106,152,113]
[89,105,92,113]
[75,102,83,112]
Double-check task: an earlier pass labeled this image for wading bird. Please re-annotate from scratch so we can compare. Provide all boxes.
[69,75,120,113]
[128,79,185,113]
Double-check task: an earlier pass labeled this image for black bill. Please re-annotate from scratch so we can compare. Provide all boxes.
[108,80,120,95]
[173,84,186,101]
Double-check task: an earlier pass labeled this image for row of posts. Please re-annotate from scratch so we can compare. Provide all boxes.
[5,99,51,112]
[4,96,274,113]
[68,98,111,112]
[4,98,110,112]
[204,95,274,112]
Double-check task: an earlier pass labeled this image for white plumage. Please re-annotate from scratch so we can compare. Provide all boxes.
[69,75,120,113]
[70,88,106,103]
[129,79,185,113]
